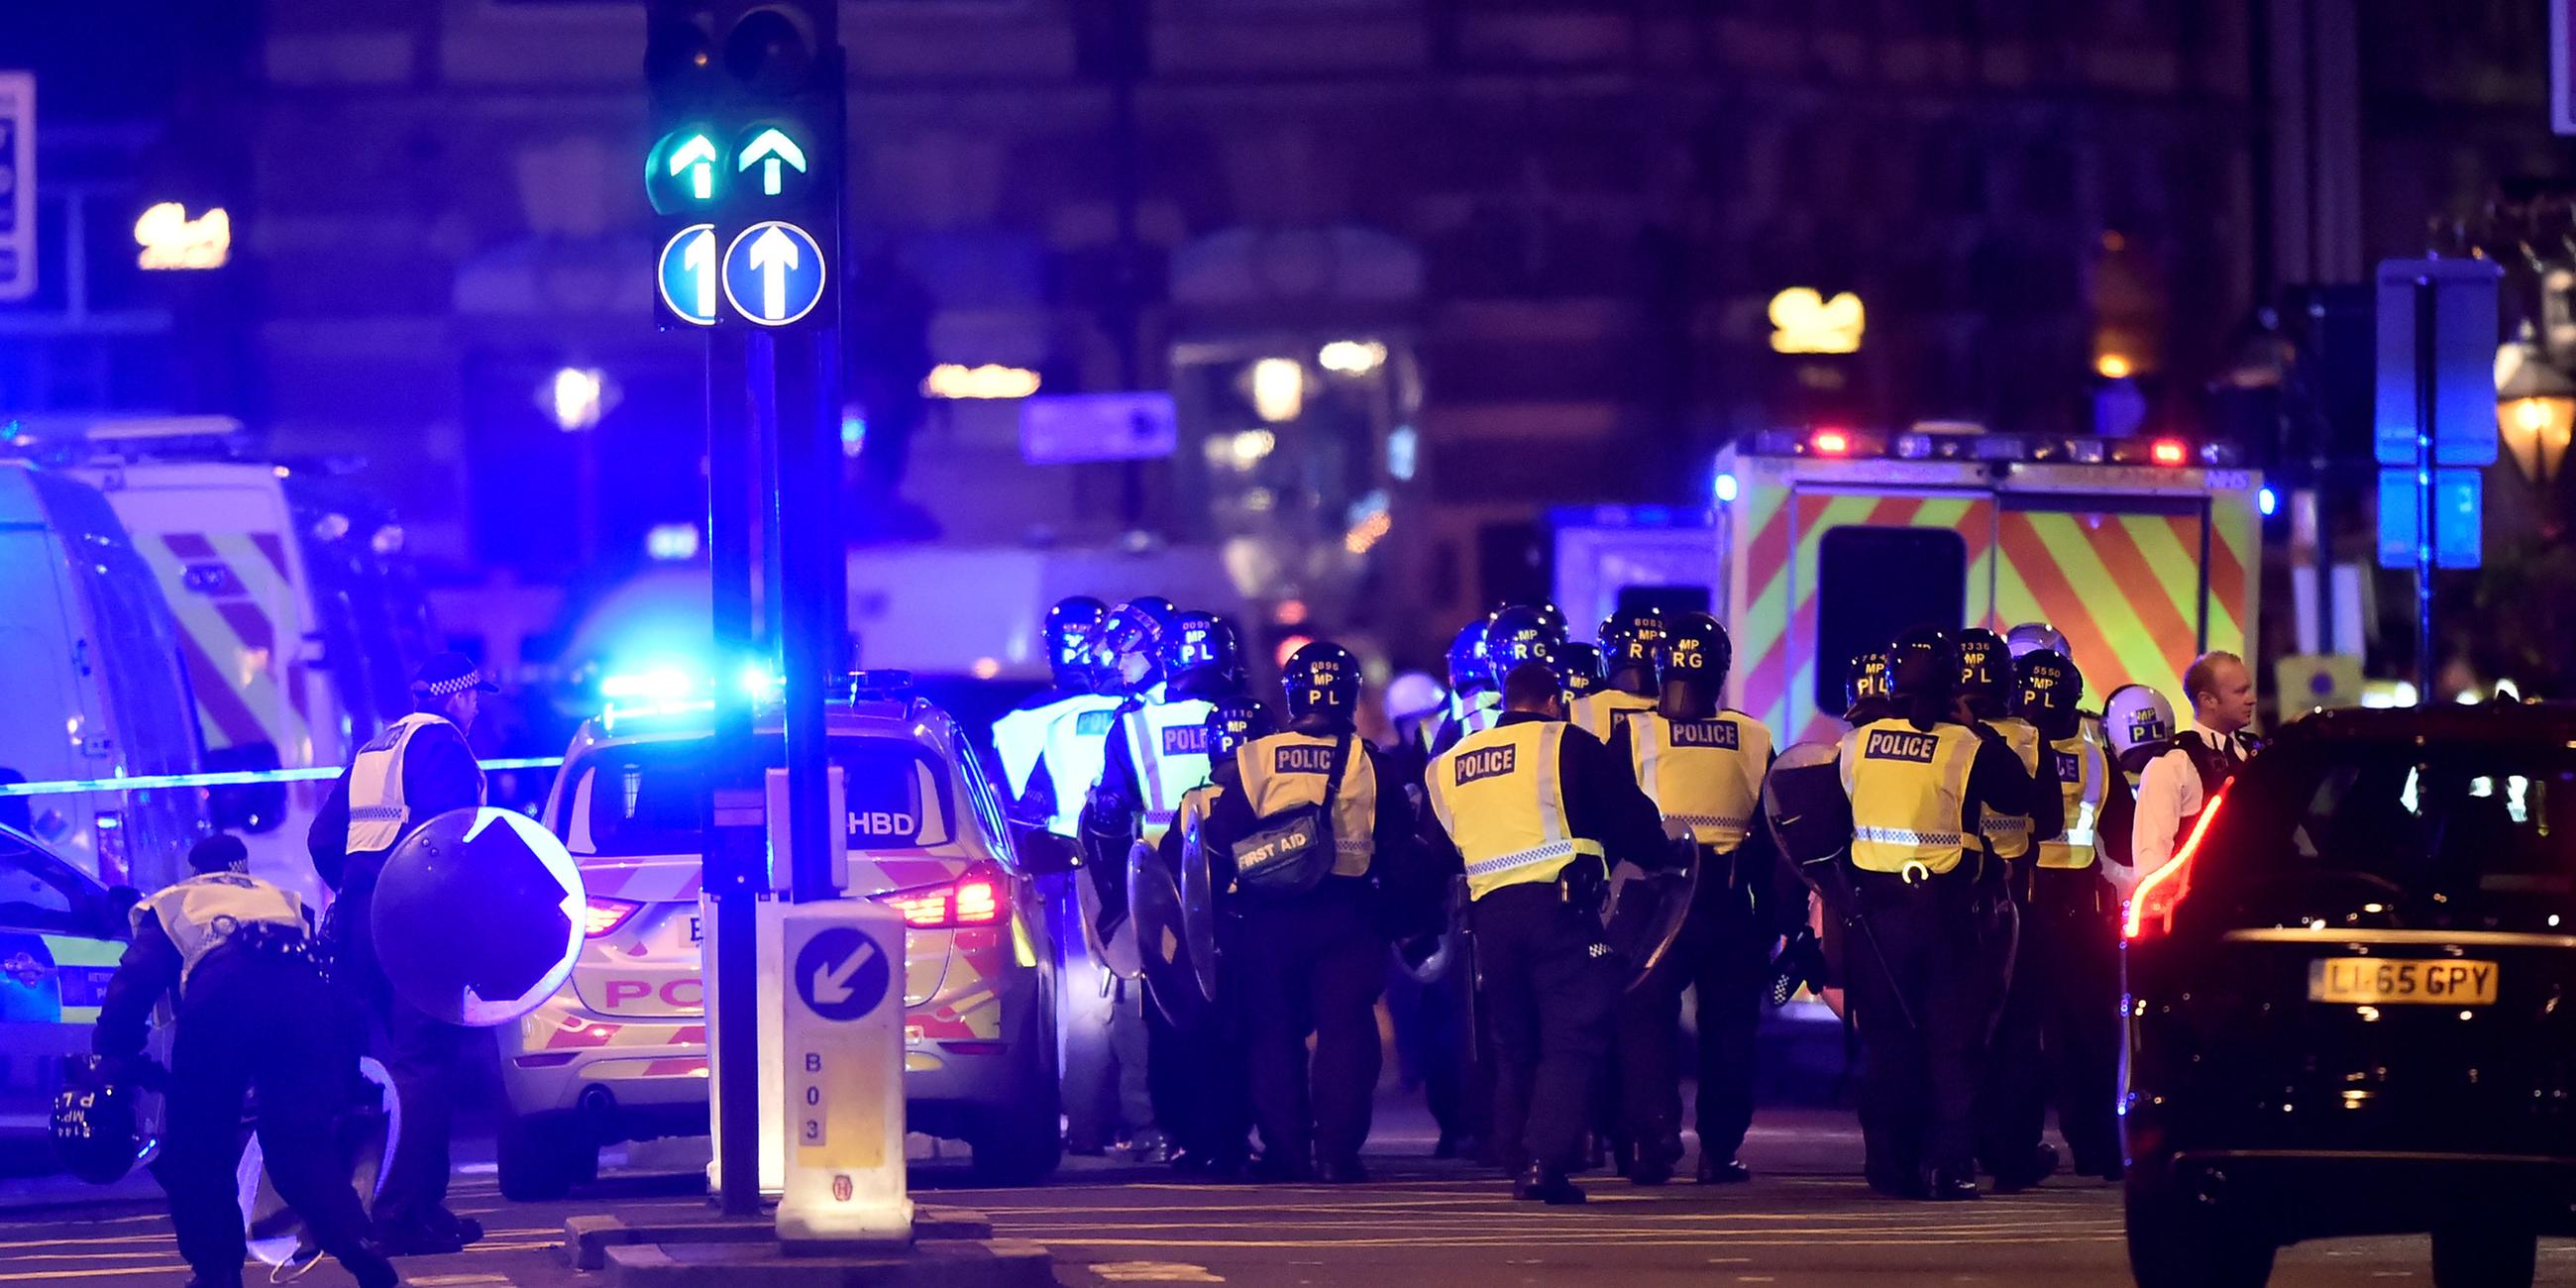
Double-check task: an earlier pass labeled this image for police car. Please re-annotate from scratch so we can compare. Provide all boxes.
[0,824,130,1152]
[493,679,1063,1199]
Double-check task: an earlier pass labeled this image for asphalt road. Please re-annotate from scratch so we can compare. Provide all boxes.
[2,1109,2569,1286]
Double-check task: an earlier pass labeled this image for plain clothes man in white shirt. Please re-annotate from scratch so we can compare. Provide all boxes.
[2126,651,2259,893]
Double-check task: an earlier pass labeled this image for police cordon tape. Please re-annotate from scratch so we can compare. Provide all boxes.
[0,757,565,798]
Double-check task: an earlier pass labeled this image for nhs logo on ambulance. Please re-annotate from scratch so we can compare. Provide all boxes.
[1453,745,1517,786]
[1162,725,1209,756]
[1863,729,1938,764]
[1669,719,1739,750]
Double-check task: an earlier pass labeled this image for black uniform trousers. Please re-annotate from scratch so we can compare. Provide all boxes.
[1972,868,2044,1180]
[1236,880,1384,1168]
[1845,868,1998,1186]
[1386,943,1480,1147]
[1614,848,1772,1162]
[2027,865,2122,1177]
[330,856,467,1234]
[1471,881,1623,1174]
[1145,951,1254,1167]
[161,941,379,1284]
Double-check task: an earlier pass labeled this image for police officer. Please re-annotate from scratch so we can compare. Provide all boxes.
[1845,648,1895,726]
[96,836,396,1288]
[309,652,491,1253]
[1150,696,1277,1176]
[993,595,1119,832]
[2098,683,2176,883]
[1573,609,1664,743]
[1427,620,1500,755]
[2014,650,2130,1182]
[1422,661,1671,1204]
[1602,612,1783,1185]
[1556,642,1605,700]
[1201,643,1416,1183]
[2129,651,2260,887]
[1836,629,2058,1200]
[1958,626,2060,1192]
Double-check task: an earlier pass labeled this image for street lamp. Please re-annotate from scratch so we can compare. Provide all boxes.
[2495,326,2576,492]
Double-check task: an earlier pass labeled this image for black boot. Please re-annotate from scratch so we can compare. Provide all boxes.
[1696,1154,1753,1184]
[1930,1168,1982,1201]
[1513,1162,1586,1205]
[1987,1142,2059,1194]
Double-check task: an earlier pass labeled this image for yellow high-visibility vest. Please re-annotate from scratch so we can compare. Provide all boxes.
[1838,718,1983,876]
[1234,732,1378,878]
[1122,698,1216,846]
[1625,709,1771,852]
[2035,731,2108,870]
[1569,690,1655,745]
[347,713,484,855]
[1428,721,1601,901]
[1977,716,2043,862]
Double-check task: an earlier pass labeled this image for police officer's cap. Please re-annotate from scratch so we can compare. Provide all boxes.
[1163,610,1239,680]
[1661,612,1731,683]
[1283,641,1362,717]
[1599,606,1669,667]
[1886,627,1957,700]
[1204,696,1276,759]
[1556,642,1605,696]
[411,652,497,698]
[1846,647,1893,707]
[2015,649,2082,733]
[1484,604,1561,687]
[1955,627,2013,706]
[1045,596,1108,669]
[1446,620,1490,692]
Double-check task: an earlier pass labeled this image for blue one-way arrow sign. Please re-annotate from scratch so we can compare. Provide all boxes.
[793,925,892,1022]
[658,224,716,327]
[721,220,826,327]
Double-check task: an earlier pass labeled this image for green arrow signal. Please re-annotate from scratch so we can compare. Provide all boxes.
[737,129,808,197]
[668,134,718,201]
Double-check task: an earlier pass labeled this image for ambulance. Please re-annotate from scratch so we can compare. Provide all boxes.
[11,417,441,903]
[1557,425,2264,744]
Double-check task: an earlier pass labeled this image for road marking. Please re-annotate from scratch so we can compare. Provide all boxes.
[0,1267,184,1282]
[414,1276,517,1286]
[1091,1262,1225,1283]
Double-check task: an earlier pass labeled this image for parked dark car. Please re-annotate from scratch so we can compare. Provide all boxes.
[2123,704,2576,1288]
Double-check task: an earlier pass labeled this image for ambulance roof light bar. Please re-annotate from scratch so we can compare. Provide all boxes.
[1741,425,2242,469]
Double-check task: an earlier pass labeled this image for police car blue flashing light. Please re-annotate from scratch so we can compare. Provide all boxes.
[2259,485,2279,517]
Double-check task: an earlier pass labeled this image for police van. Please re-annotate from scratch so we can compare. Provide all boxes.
[0,460,207,893]
[493,679,1063,1199]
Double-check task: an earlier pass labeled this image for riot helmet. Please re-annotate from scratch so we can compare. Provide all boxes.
[2005,621,2071,661]
[1446,620,1491,696]
[1484,604,1564,690]
[52,1055,145,1186]
[1203,695,1276,761]
[2015,649,2083,742]
[1556,642,1605,698]
[1164,610,1241,691]
[1044,596,1109,689]
[1887,627,1958,720]
[1599,607,1668,696]
[1955,627,2013,719]
[1097,601,1174,693]
[2103,684,2179,776]
[1845,647,1893,723]
[1283,641,1363,721]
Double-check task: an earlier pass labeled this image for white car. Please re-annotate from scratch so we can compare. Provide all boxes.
[492,683,1064,1198]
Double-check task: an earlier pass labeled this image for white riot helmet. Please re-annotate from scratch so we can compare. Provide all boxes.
[2005,621,2071,661]
[2102,684,2178,774]
[1385,671,1446,725]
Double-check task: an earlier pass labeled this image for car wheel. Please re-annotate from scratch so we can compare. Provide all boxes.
[2430,1223,2537,1288]
[496,1111,596,1203]
[2125,1163,2276,1288]
[970,1036,1064,1186]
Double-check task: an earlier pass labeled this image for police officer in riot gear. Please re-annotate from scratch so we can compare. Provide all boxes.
[1602,612,1786,1185]
[97,836,396,1288]
[309,652,492,1253]
[1836,629,2058,1200]
[1200,643,1416,1183]
[2013,650,2130,1181]
[1151,697,1277,1176]
[1846,647,1895,726]
[1958,626,2060,1192]
[994,595,1116,830]
[1422,661,1671,1204]
[1575,609,1664,743]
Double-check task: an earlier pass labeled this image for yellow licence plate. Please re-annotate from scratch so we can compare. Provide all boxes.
[2308,957,2499,1006]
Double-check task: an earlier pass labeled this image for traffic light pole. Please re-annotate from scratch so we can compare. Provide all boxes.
[703,332,764,1217]
[775,326,843,902]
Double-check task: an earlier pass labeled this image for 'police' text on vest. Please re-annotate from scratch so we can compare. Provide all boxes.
[1453,745,1517,785]
[1077,709,1116,737]
[1864,729,1938,763]
[1669,719,1740,749]
[1162,726,1209,756]
[2055,751,2083,781]
[1275,744,1336,774]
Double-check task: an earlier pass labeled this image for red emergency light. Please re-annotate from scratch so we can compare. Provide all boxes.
[1810,428,1854,457]
[2149,438,2189,467]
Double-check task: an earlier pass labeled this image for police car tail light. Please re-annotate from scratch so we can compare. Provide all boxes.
[585,896,644,938]
[874,863,1006,929]
[2124,789,2224,941]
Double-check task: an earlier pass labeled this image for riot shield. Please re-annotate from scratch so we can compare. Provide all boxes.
[1078,843,1146,980]
[1127,839,1206,1029]
[1763,741,1853,896]
[1602,821,1701,991]
[372,808,586,1026]
[241,1056,399,1269]
[1391,876,1467,985]
[1177,815,1223,1004]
